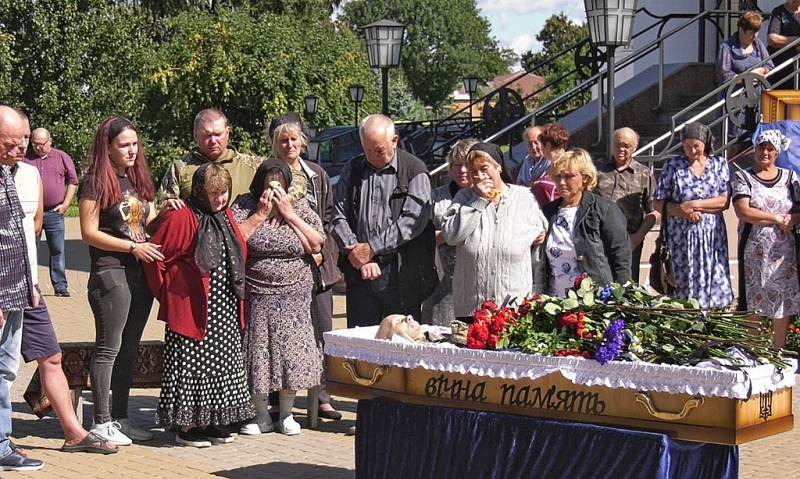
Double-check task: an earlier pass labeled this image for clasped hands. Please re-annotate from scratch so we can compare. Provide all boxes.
[774,213,794,233]
[346,242,381,280]
[677,201,703,223]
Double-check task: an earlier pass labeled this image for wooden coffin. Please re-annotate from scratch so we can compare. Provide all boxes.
[324,327,795,445]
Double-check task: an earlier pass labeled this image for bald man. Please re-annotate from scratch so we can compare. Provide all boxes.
[23,127,78,297]
[594,127,659,282]
[331,114,436,327]
[0,105,44,470]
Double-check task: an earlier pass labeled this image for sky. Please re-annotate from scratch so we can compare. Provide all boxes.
[478,0,587,57]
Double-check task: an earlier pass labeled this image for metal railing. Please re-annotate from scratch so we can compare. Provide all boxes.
[634,37,800,164]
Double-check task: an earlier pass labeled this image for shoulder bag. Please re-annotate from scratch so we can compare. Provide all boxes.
[648,201,676,295]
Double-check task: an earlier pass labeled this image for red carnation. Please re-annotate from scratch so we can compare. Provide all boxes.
[471,322,489,342]
[518,301,532,315]
[489,315,507,335]
[466,335,485,349]
[558,311,578,328]
[487,334,500,349]
[481,300,499,311]
[473,308,490,323]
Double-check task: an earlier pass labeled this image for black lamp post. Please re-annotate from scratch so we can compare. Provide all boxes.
[463,75,479,120]
[303,94,319,139]
[362,19,406,117]
[349,84,365,125]
[584,0,637,158]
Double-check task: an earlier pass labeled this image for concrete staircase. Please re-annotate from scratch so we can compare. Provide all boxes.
[507,62,719,168]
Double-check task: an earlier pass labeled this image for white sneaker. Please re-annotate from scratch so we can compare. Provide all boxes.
[90,421,132,446]
[276,415,301,436]
[117,418,154,441]
[239,417,274,435]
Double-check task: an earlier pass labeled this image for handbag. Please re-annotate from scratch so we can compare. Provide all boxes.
[649,202,676,295]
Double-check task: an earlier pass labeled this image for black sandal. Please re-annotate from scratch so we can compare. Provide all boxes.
[60,432,118,454]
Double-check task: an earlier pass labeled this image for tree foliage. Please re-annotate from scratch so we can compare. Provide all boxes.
[0,1,379,181]
[143,7,377,178]
[341,0,511,109]
[0,0,153,168]
[520,13,590,115]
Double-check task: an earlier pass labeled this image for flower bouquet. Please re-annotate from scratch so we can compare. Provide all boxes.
[465,275,793,368]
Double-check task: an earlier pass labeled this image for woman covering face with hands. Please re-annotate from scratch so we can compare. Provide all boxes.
[441,142,547,321]
[231,159,324,436]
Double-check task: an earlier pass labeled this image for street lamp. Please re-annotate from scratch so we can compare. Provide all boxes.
[349,84,365,126]
[584,0,637,158]
[463,75,479,120]
[362,19,406,117]
[303,94,319,138]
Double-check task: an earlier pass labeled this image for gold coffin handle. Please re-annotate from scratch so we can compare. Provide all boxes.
[635,392,704,421]
[342,359,389,386]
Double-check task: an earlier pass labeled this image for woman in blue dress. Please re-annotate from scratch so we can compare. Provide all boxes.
[654,123,733,309]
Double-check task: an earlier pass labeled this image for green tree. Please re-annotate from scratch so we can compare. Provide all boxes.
[143,7,377,178]
[0,0,153,166]
[341,0,511,109]
[521,13,590,113]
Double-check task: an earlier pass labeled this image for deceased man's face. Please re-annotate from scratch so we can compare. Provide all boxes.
[375,314,422,340]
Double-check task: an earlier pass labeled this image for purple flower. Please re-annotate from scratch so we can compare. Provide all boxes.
[599,285,613,303]
[595,319,625,365]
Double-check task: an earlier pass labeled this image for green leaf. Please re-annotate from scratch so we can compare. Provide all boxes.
[543,302,561,315]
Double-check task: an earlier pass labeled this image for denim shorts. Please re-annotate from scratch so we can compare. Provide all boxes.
[21,293,61,363]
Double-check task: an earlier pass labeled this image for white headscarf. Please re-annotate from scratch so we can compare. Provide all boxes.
[754,130,792,154]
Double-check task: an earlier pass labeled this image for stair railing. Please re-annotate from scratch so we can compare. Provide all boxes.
[633,37,800,165]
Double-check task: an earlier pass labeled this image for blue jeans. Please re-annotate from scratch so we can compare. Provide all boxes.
[39,210,67,292]
[87,266,153,424]
[0,310,23,458]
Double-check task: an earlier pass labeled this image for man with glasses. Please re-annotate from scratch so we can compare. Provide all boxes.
[594,127,659,283]
[0,105,45,471]
[23,127,78,297]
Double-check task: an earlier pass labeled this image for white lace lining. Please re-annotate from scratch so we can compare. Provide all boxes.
[324,326,796,400]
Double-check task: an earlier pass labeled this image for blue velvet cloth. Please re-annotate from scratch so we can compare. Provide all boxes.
[355,399,738,479]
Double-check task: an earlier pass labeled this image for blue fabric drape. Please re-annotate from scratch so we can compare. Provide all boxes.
[355,399,738,479]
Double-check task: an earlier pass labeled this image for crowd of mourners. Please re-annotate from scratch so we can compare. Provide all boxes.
[0,5,798,468]
[0,105,798,464]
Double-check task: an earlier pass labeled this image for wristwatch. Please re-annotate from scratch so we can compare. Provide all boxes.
[129,242,137,252]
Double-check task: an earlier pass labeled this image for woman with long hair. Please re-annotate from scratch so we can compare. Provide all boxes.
[78,117,163,445]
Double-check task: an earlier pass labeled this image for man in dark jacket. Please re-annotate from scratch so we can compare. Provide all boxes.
[330,114,435,326]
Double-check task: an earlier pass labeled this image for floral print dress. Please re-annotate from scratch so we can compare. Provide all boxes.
[231,195,323,394]
[654,155,733,309]
[732,168,800,318]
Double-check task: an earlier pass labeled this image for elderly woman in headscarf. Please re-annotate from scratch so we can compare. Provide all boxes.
[441,142,548,320]
[654,122,733,309]
[231,159,324,436]
[144,163,255,448]
[732,130,800,348]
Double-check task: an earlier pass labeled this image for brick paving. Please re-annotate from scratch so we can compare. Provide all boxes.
[7,218,797,478]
